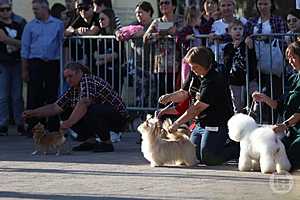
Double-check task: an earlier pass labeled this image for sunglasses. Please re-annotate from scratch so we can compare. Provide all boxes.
[287,18,298,24]
[77,6,91,12]
[160,1,171,6]
[0,7,11,12]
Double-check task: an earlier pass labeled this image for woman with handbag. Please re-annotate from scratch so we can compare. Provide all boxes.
[244,0,287,123]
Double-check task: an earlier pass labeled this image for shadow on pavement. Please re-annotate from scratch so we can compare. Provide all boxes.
[0,191,159,200]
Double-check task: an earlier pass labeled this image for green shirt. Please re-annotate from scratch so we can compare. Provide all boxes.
[278,72,300,136]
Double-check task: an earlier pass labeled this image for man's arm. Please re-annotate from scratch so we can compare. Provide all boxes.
[61,98,92,129]
[0,29,21,47]
[170,100,209,131]
[159,89,190,105]
[23,103,63,118]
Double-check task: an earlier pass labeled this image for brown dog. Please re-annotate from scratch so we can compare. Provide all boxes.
[32,123,66,156]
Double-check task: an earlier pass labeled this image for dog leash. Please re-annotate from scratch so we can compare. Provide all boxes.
[245,100,257,116]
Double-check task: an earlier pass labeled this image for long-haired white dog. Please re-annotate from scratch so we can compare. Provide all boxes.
[227,113,291,173]
[137,115,198,167]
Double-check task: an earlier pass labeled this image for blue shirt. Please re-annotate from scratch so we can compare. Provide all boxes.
[21,16,64,60]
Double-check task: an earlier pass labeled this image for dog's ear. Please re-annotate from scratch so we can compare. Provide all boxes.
[146,114,152,120]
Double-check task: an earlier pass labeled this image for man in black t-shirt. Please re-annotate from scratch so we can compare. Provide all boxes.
[64,0,100,72]
[0,0,25,135]
[64,0,100,36]
[158,46,239,166]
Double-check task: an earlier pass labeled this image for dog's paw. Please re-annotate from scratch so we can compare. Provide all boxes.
[150,162,161,167]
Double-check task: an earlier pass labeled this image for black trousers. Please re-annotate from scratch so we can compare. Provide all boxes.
[26,59,60,132]
[62,103,128,142]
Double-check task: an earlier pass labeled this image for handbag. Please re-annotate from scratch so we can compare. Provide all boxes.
[255,39,283,77]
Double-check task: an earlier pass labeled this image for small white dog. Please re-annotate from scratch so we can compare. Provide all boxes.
[137,115,198,167]
[227,113,291,174]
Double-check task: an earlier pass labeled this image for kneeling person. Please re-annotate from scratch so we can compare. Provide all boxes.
[23,62,129,152]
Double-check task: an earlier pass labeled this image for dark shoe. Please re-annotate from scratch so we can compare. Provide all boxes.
[93,142,114,152]
[72,142,96,151]
[0,126,8,136]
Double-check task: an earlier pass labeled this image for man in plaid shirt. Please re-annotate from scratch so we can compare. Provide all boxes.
[23,62,129,152]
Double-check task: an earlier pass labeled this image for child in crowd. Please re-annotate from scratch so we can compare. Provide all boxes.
[177,6,204,84]
[223,19,257,113]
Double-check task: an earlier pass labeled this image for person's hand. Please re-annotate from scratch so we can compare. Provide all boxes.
[60,120,73,130]
[168,26,176,35]
[245,36,253,49]
[65,26,75,36]
[208,33,221,43]
[185,34,194,41]
[0,29,8,42]
[22,110,35,119]
[272,124,287,134]
[115,30,124,41]
[233,40,241,48]
[77,27,89,35]
[158,94,172,105]
[252,91,266,103]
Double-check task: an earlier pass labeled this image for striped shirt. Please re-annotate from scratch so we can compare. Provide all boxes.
[56,74,127,116]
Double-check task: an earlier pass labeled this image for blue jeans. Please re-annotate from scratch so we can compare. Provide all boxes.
[0,62,24,127]
[190,124,239,165]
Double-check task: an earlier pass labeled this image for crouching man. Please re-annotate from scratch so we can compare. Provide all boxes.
[23,62,129,152]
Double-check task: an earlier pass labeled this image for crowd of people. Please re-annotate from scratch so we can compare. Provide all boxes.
[1,0,300,169]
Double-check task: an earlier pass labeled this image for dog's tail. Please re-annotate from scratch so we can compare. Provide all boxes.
[227,113,257,142]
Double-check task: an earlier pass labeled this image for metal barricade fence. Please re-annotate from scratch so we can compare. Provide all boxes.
[60,33,299,123]
[60,35,180,111]
[247,33,300,124]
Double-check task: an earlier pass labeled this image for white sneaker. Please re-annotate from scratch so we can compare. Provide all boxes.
[110,131,121,143]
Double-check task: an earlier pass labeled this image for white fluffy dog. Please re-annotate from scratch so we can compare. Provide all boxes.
[227,113,291,173]
[137,115,198,167]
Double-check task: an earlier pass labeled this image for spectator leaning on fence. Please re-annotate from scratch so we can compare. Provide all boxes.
[158,46,239,165]
[144,0,183,98]
[199,0,220,34]
[244,0,287,124]
[209,0,247,65]
[64,0,99,36]
[223,19,258,113]
[177,6,205,84]
[23,62,129,152]
[115,1,154,107]
[0,0,25,136]
[21,0,64,136]
[94,8,122,92]
[285,9,300,45]
[92,0,121,30]
[253,41,300,170]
